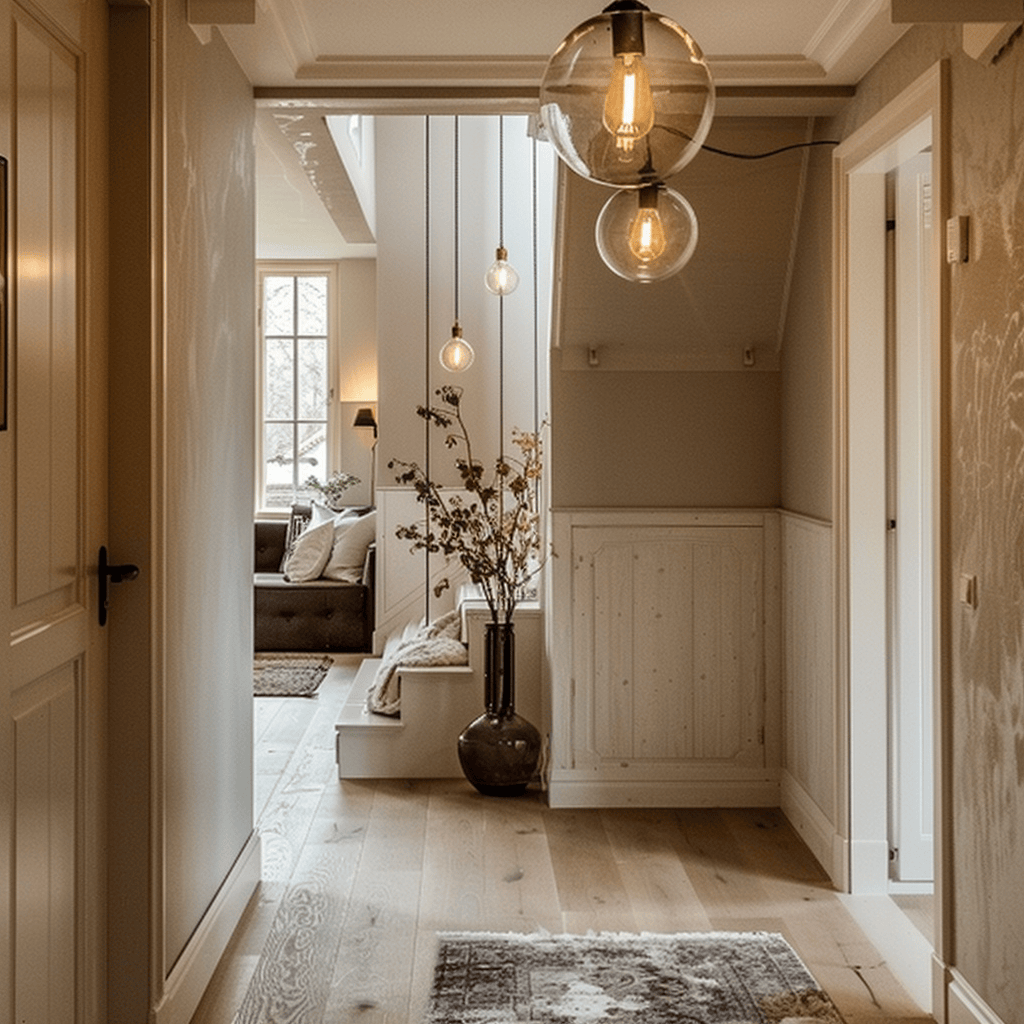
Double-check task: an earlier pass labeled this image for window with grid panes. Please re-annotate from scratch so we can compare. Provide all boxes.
[258,267,336,510]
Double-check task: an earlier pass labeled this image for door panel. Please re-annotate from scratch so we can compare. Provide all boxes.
[574,525,764,770]
[1,1,107,1021]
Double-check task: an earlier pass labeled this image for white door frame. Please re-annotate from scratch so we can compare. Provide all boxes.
[832,57,950,1001]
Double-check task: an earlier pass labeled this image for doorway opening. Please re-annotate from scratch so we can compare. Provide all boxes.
[833,62,949,1014]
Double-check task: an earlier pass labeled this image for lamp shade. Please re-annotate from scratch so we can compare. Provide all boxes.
[353,407,377,436]
[595,183,698,282]
[540,1,715,189]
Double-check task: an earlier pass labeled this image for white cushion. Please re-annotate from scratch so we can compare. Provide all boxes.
[322,510,376,583]
[282,519,335,582]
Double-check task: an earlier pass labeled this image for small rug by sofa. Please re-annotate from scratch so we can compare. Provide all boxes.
[426,931,844,1024]
[253,655,333,697]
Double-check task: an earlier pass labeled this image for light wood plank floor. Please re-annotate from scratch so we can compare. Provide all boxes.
[191,655,935,1024]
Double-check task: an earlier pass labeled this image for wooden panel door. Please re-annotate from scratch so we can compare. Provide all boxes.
[572,525,765,772]
[0,1,108,1021]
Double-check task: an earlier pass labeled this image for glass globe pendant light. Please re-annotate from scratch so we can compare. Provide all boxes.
[485,246,519,296]
[484,117,520,296]
[440,321,475,371]
[440,116,475,372]
[595,183,698,283]
[540,0,715,189]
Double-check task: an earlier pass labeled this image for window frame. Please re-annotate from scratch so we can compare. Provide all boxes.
[256,261,341,516]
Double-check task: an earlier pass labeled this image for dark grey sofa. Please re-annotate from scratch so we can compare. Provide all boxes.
[254,518,374,652]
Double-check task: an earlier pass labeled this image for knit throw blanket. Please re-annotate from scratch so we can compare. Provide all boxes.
[366,611,468,716]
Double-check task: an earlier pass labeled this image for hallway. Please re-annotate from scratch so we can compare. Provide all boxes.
[190,656,933,1024]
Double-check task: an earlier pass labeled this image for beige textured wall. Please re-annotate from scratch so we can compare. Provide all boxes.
[788,23,1024,1022]
[550,364,781,507]
[780,140,834,521]
[550,118,813,510]
[161,0,256,973]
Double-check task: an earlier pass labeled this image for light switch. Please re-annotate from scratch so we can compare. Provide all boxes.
[947,216,969,263]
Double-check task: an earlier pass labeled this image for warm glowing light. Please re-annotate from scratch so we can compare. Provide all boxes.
[484,247,520,296]
[439,322,475,372]
[628,192,666,262]
[595,184,698,283]
[603,53,654,153]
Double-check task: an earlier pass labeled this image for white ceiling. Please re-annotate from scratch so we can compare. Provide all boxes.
[235,0,914,257]
[223,0,910,97]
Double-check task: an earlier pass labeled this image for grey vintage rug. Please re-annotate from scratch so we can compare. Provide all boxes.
[426,931,844,1024]
[252,655,333,697]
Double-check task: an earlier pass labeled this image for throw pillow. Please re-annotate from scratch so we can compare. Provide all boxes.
[279,503,313,571]
[283,518,335,582]
[322,510,377,583]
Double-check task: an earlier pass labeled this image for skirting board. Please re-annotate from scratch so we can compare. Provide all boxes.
[547,775,779,809]
[946,969,1008,1024]
[780,769,845,888]
[152,830,262,1024]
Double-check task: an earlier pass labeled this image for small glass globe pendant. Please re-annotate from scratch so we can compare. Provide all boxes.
[595,183,698,283]
[439,321,475,371]
[540,0,715,189]
[484,246,520,296]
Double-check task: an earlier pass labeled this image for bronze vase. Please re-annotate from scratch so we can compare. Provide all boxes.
[457,620,541,796]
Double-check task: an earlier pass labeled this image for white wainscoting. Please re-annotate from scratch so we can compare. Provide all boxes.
[548,509,781,808]
[778,511,844,886]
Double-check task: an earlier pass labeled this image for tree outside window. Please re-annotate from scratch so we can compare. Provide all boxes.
[259,270,333,509]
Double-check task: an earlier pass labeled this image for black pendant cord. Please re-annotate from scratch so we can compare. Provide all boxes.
[497,118,506,617]
[454,115,460,324]
[531,135,539,440]
[424,115,431,623]
[498,114,505,250]
[701,139,840,160]
[498,116,505,463]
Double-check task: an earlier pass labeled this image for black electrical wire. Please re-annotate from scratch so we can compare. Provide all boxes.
[702,139,840,160]
[656,124,839,160]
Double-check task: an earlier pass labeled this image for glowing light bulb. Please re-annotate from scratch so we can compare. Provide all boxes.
[603,53,655,153]
[628,189,666,262]
[439,322,475,372]
[595,184,698,283]
[484,246,520,295]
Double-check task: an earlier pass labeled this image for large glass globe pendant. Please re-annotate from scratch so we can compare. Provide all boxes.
[595,183,698,283]
[540,0,715,189]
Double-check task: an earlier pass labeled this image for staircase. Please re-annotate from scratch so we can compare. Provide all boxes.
[334,596,541,779]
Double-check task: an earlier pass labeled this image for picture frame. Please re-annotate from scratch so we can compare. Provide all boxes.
[0,154,7,431]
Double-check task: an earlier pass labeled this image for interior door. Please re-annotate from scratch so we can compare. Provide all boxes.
[0,0,108,1020]
[888,150,935,885]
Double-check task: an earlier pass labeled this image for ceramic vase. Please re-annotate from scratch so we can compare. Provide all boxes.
[457,620,541,796]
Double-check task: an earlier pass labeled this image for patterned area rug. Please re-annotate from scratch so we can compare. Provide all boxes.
[426,931,845,1024]
[253,655,333,697]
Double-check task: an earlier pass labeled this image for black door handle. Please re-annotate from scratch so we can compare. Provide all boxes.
[99,545,140,626]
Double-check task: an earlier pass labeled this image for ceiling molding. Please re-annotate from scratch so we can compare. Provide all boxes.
[294,55,548,85]
[891,0,1021,21]
[271,112,375,243]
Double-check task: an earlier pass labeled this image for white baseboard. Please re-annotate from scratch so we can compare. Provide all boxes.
[839,893,933,1014]
[780,769,844,887]
[152,831,261,1024]
[947,969,1008,1024]
[547,775,779,808]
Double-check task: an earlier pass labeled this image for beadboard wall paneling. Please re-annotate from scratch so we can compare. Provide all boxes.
[549,510,780,809]
[779,512,842,885]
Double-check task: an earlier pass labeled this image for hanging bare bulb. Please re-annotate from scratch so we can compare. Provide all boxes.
[628,186,667,261]
[595,183,698,283]
[439,321,475,371]
[484,246,520,296]
[540,0,714,188]
[603,52,655,154]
